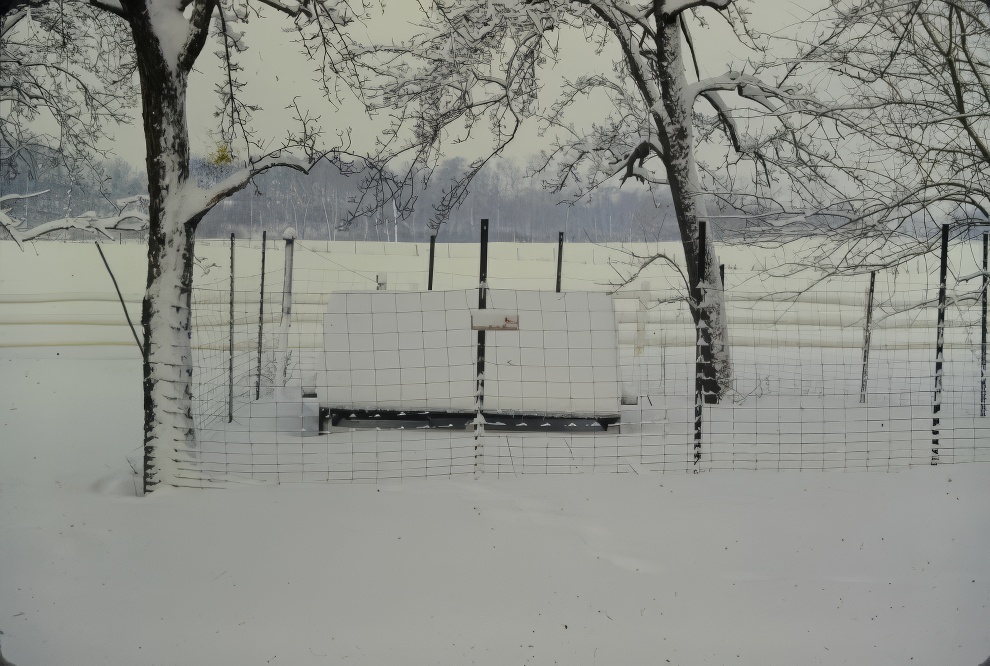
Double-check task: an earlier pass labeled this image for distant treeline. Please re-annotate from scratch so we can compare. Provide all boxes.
[1,157,147,224]
[6,155,968,245]
[3,154,685,243]
[192,157,686,243]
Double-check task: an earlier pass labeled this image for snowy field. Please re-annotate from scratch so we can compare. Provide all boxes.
[2,238,990,663]
[2,346,990,664]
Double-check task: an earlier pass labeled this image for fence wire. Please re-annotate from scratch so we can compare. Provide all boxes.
[189,238,990,483]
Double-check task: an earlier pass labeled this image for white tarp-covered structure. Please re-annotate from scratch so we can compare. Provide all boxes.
[320,289,621,417]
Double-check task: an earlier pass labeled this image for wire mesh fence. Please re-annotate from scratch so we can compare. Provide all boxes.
[187,235,990,483]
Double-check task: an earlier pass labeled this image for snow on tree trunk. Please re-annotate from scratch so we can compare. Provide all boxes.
[141,217,199,490]
[129,3,210,491]
[655,15,731,402]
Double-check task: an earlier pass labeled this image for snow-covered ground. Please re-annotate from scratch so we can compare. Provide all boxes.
[2,345,990,664]
[2,239,990,663]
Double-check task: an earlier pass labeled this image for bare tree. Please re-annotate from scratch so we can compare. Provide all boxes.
[1,1,136,188]
[792,0,990,272]
[7,0,383,492]
[367,0,844,401]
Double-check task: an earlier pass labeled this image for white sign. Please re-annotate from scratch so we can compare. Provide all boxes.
[471,310,520,331]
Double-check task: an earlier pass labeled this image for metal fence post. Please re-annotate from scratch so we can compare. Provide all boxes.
[860,270,876,404]
[276,227,296,386]
[256,230,267,400]
[932,223,949,465]
[228,233,235,423]
[474,219,489,472]
[982,232,987,417]
[428,234,436,291]
[282,229,295,322]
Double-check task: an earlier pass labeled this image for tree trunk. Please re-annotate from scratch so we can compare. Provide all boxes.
[126,0,210,490]
[141,219,199,490]
[654,15,731,402]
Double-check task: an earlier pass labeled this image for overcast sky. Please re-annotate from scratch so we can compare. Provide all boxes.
[106,0,825,172]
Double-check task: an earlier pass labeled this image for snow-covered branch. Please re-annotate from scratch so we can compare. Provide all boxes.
[685,71,814,114]
[0,192,149,251]
[192,153,317,215]
[88,0,126,17]
[659,0,731,16]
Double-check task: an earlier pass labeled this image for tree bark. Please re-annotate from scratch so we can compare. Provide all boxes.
[586,2,733,401]
[124,0,212,490]
[654,14,731,402]
[141,217,199,490]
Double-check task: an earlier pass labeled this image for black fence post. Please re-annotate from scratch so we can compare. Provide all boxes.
[694,221,707,468]
[475,219,490,469]
[228,233,235,423]
[556,231,564,293]
[428,234,436,291]
[982,232,987,418]
[860,270,876,404]
[932,223,949,465]
[478,219,489,311]
[256,230,267,400]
